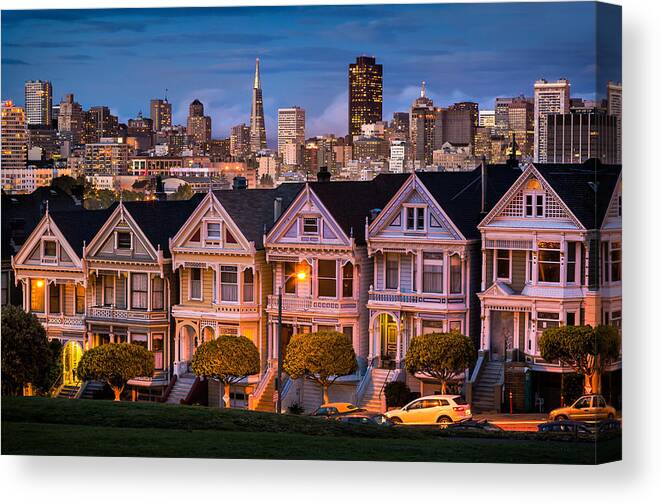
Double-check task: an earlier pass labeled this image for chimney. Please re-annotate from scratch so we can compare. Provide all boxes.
[273,197,283,223]
[317,165,331,182]
[233,176,247,190]
[481,160,487,214]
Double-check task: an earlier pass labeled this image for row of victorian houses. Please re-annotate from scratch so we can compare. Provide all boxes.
[2,158,622,412]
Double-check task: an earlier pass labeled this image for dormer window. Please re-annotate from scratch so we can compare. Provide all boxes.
[405,206,426,231]
[206,222,221,241]
[524,179,545,218]
[303,217,319,234]
[116,231,132,249]
[43,240,57,257]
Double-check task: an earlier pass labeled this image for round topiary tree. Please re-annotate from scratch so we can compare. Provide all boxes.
[76,343,154,401]
[539,324,620,394]
[405,332,476,394]
[1,305,54,396]
[191,335,260,408]
[283,331,358,404]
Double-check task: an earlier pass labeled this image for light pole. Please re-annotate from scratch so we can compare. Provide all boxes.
[276,269,306,414]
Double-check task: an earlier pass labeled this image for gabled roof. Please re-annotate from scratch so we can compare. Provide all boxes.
[48,207,114,257]
[308,175,408,245]
[533,160,621,229]
[213,183,304,249]
[416,164,522,239]
[121,195,205,257]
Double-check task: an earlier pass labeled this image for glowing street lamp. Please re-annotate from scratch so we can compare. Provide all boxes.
[276,267,306,414]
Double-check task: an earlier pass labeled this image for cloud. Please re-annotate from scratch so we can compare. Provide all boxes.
[2,57,29,65]
[307,92,347,137]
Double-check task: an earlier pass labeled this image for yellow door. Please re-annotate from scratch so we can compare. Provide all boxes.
[62,341,83,386]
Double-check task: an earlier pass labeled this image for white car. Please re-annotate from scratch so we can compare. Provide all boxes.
[385,395,472,426]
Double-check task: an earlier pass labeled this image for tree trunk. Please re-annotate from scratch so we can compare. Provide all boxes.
[218,381,226,409]
[584,372,601,394]
[440,380,447,394]
[112,386,122,401]
[223,382,231,409]
[322,384,330,404]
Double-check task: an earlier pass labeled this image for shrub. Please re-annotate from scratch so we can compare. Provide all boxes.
[384,381,411,408]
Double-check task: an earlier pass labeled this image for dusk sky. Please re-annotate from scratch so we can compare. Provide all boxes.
[1,3,621,145]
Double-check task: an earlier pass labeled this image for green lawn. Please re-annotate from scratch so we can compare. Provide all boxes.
[1,397,621,464]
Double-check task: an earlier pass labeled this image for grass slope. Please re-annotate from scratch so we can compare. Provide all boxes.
[1,398,621,464]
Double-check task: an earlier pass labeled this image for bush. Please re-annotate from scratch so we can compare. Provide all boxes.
[287,402,305,415]
[384,381,411,408]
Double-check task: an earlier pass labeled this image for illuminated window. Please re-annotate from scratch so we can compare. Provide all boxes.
[30,279,45,313]
[75,284,85,314]
[450,254,462,294]
[342,263,354,298]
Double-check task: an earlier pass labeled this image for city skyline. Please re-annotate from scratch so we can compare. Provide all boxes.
[2,3,621,145]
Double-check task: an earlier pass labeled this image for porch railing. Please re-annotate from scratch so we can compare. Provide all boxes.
[266,295,358,313]
[88,306,168,322]
[36,313,86,329]
[368,291,465,306]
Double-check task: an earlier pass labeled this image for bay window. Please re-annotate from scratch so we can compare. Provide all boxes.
[190,268,202,300]
[284,262,297,294]
[131,273,148,309]
[423,252,443,293]
[496,250,511,280]
[566,242,577,283]
[449,254,462,294]
[103,275,114,306]
[152,334,164,369]
[342,263,354,298]
[152,276,164,310]
[75,284,85,314]
[385,253,399,290]
[131,333,148,349]
[317,260,337,298]
[30,279,45,312]
[243,268,254,302]
[48,283,61,313]
[610,241,621,282]
[537,242,561,283]
[221,266,238,302]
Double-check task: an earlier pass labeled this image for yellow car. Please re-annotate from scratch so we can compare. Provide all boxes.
[548,394,617,422]
[311,402,365,418]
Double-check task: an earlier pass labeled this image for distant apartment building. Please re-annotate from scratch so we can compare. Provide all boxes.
[83,106,119,144]
[57,94,84,145]
[230,124,251,159]
[534,78,571,162]
[277,107,305,156]
[24,80,52,127]
[479,110,496,129]
[361,121,387,139]
[187,99,212,146]
[84,140,130,176]
[388,140,408,173]
[1,100,27,171]
[352,136,388,161]
[348,56,383,136]
[508,97,534,157]
[27,126,58,161]
[129,156,183,177]
[282,140,303,167]
[432,142,479,171]
[435,102,479,151]
[150,98,172,132]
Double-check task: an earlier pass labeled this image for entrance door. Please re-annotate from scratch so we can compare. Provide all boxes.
[62,341,83,385]
[379,314,398,361]
[490,311,513,361]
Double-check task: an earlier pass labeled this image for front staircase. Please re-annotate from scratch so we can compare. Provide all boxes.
[471,361,504,412]
[56,384,80,399]
[165,374,196,404]
[80,380,106,399]
[252,368,277,412]
[358,368,399,412]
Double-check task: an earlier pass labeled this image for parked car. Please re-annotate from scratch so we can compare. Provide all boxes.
[537,420,593,436]
[547,394,617,422]
[336,412,394,427]
[310,402,365,418]
[444,418,503,433]
[597,418,622,434]
[384,395,472,426]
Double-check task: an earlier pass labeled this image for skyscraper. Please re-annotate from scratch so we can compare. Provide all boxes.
[24,80,52,127]
[348,56,383,137]
[607,81,622,164]
[410,82,435,165]
[83,106,119,144]
[1,100,27,170]
[187,99,212,146]
[150,98,172,132]
[534,78,571,162]
[57,94,84,144]
[277,107,305,156]
[250,58,267,153]
[507,97,534,157]
[230,123,251,159]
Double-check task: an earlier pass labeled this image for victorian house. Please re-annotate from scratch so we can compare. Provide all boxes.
[363,166,521,405]
[474,160,622,411]
[168,185,302,408]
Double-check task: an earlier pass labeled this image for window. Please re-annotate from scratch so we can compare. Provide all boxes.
[611,310,622,330]
[152,276,164,310]
[206,222,221,240]
[131,273,148,309]
[152,334,164,369]
[566,312,576,326]
[303,217,318,234]
[116,276,127,309]
[423,252,443,293]
[449,321,461,333]
[342,263,354,298]
[131,333,148,349]
[496,250,511,280]
[116,231,131,249]
[190,268,202,300]
[537,312,560,332]
[342,326,354,344]
[525,194,544,218]
[43,240,57,257]
[243,269,254,302]
[566,242,577,283]
[405,206,425,231]
[618,195,622,217]
[2,272,9,306]
[385,253,399,290]
[450,254,462,294]
[103,275,114,306]
[284,262,297,294]
[75,284,85,314]
[537,242,561,283]
[31,279,45,312]
[220,266,238,302]
[610,241,621,282]
[49,284,61,314]
[317,260,337,297]
[422,320,443,334]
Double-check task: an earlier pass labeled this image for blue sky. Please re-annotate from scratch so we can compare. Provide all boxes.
[1,3,621,145]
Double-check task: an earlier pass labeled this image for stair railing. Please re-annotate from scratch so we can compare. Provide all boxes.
[49,373,63,398]
[159,374,178,403]
[378,367,394,399]
[73,382,85,400]
[180,376,201,405]
[353,365,373,405]
[252,363,274,405]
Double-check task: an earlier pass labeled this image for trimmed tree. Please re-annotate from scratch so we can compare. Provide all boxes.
[283,331,358,404]
[539,324,620,394]
[1,305,53,396]
[191,335,260,408]
[76,343,154,401]
[405,332,476,394]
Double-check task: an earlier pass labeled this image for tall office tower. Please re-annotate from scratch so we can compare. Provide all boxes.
[250,58,267,152]
[230,123,251,159]
[478,110,496,129]
[187,99,212,146]
[545,107,619,164]
[1,100,27,170]
[83,106,119,143]
[390,112,410,138]
[57,94,84,144]
[277,107,305,156]
[27,126,58,161]
[507,97,534,156]
[24,80,52,127]
[150,98,172,132]
[494,97,514,135]
[534,78,571,162]
[443,102,479,147]
[348,56,383,137]
[607,81,622,164]
[410,82,435,164]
